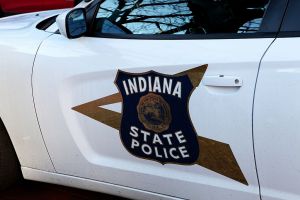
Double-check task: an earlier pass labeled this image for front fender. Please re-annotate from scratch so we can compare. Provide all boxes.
[0,25,55,172]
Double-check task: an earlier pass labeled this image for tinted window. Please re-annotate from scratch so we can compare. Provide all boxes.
[94,0,269,35]
[280,0,300,33]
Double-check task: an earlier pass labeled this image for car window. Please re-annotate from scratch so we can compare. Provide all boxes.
[93,0,270,35]
[279,0,300,33]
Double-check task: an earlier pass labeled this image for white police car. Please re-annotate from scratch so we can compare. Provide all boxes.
[0,0,299,199]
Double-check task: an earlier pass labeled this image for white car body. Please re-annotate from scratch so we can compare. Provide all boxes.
[0,0,299,199]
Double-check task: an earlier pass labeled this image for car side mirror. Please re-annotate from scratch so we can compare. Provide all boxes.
[56,8,87,39]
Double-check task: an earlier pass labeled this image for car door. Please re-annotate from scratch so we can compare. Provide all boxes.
[254,1,300,200]
[32,0,285,199]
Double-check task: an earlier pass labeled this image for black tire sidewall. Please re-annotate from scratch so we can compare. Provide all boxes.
[0,121,22,190]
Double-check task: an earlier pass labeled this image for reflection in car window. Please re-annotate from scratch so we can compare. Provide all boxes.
[95,0,269,35]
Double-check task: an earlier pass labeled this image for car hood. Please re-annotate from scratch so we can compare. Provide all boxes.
[0,9,68,30]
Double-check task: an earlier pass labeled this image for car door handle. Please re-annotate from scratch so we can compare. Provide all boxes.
[203,75,243,87]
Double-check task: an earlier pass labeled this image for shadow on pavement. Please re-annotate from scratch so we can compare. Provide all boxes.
[0,180,129,200]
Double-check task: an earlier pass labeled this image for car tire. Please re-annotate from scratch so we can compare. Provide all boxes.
[0,6,4,18]
[0,120,22,190]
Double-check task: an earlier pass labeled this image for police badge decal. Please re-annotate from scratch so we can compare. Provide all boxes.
[115,70,200,164]
[72,65,249,185]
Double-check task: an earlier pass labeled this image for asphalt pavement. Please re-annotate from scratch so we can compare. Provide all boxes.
[0,180,129,200]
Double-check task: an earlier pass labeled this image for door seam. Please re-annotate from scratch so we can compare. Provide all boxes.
[252,0,290,198]
[31,33,57,172]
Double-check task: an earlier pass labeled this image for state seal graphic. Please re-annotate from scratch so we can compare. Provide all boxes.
[115,70,200,164]
[137,93,171,133]
[72,65,249,185]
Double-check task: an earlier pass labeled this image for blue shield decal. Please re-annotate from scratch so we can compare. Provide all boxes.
[115,70,199,164]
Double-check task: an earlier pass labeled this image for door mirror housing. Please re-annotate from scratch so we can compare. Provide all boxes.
[56,8,87,39]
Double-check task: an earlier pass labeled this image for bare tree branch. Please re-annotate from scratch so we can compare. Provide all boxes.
[118,0,143,24]
[159,22,192,34]
[109,1,126,21]
[124,20,179,27]
[99,6,114,13]
[124,13,193,23]
[138,1,188,8]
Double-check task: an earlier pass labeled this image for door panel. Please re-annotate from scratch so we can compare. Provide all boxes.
[254,38,300,200]
[33,35,273,199]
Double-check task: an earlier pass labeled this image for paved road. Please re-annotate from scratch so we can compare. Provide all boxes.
[0,180,129,200]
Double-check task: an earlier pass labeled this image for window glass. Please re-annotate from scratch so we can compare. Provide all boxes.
[94,0,269,35]
[280,0,300,32]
